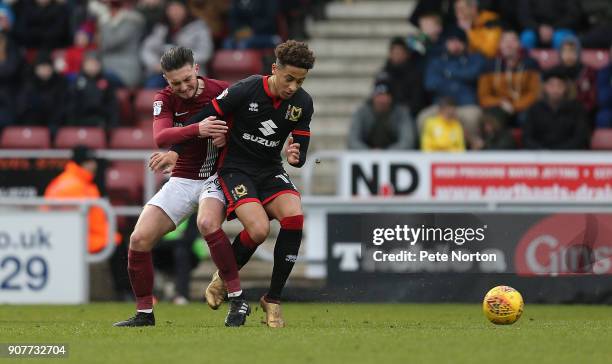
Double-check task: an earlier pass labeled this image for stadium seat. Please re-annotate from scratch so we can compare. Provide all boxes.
[211,50,263,83]
[109,127,156,149]
[529,49,559,70]
[105,161,144,203]
[134,89,158,122]
[54,127,107,149]
[116,88,134,125]
[0,126,51,149]
[581,49,610,70]
[590,128,612,150]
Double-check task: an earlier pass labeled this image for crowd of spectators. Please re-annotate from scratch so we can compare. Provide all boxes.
[349,0,612,152]
[0,0,328,134]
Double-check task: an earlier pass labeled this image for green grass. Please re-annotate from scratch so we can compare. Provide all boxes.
[1,303,611,364]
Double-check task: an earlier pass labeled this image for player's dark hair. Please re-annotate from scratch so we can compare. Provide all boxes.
[160,46,194,72]
[275,40,315,70]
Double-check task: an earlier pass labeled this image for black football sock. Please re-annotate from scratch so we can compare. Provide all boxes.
[232,230,259,269]
[266,215,303,302]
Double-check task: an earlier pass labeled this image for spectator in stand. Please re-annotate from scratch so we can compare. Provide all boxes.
[0,1,14,34]
[45,146,121,254]
[478,0,519,31]
[136,0,166,38]
[91,0,145,87]
[188,0,230,48]
[223,0,280,49]
[348,80,416,150]
[454,0,502,59]
[407,12,445,59]
[16,53,67,133]
[478,29,541,126]
[421,97,465,152]
[0,30,21,128]
[57,26,96,77]
[470,108,515,150]
[578,0,612,49]
[552,36,597,116]
[281,0,310,41]
[12,0,72,49]
[522,69,590,150]
[420,27,484,140]
[66,51,119,128]
[595,44,612,128]
[409,0,455,30]
[518,0,581,50]
[141,0,213,89]
[378,37,426,117]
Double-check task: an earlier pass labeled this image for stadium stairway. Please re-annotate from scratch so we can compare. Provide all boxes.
[287,0,417,195]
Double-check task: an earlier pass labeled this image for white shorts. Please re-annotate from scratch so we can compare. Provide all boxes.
[147,173,225,227]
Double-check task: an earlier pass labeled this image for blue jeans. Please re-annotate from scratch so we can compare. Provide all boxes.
[520,29,574,49]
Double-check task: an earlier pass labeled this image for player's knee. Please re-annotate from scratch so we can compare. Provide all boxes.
[245,220,269,243]
[197,215,221,236]
[129,230,153,252]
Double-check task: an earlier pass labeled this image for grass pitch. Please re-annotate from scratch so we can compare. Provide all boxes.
[1,303,611,364]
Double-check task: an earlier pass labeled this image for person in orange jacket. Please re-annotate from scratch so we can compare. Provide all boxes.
[45,145,120,253]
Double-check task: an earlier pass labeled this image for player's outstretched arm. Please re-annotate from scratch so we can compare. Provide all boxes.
[287,132,310,168]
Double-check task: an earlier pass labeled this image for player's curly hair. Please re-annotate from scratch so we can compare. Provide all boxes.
[275,40,316,70]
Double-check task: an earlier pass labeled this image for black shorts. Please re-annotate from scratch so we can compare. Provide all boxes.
[218,165,300,220]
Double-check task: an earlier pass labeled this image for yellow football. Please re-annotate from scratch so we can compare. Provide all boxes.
[483,286,524,325]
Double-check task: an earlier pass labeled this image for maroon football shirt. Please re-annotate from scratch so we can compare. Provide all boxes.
[152,77,229,179]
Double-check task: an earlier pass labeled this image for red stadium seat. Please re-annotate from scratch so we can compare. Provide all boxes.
[54,127,107,149]
[511,128,523,149]
[134,89,158,122]
[105,161,144,203]
[581,49,610,70]
[109,127,156,149]
[1,126,51,149]
[590,128,612,150]
[529,49,559,70]
[211,50,263,83]
[116,88,135,125]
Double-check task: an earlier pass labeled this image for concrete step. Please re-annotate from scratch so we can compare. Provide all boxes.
[312,97,364,117]
[326,1,415,20]
[304,77,372,98]
[308,20,415,39]
[310,116,352,136]
[310,58,383,77]
[309,38,389,58]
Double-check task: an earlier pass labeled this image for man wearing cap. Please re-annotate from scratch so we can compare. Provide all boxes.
[45,146,120,254]
[348,79,416,150]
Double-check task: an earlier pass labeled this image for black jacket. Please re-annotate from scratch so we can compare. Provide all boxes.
[13,0,71,49]
[518,0,581,30]
[67,73,119,128]
[381,59,426,116]
[522,99,590,150]
[17,71,68,129]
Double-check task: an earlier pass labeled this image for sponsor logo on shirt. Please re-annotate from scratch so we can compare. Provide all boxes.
[258,119,278,136]
[242,133,281,148]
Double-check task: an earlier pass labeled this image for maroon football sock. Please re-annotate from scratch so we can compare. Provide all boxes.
[128,249,154,311]
[205,228,241,294]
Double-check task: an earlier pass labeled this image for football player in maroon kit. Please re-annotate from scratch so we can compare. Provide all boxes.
[114,47,249,327]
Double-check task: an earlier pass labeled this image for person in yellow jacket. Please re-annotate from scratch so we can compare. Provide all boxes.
[45,146,120,253]
[421,98,466,152]
[455,0,502,59]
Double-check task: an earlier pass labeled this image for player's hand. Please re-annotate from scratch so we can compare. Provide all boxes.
[212,133,226,148]
[198,116,228,138]
[149,151,178,174]
[285,137,301,165]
